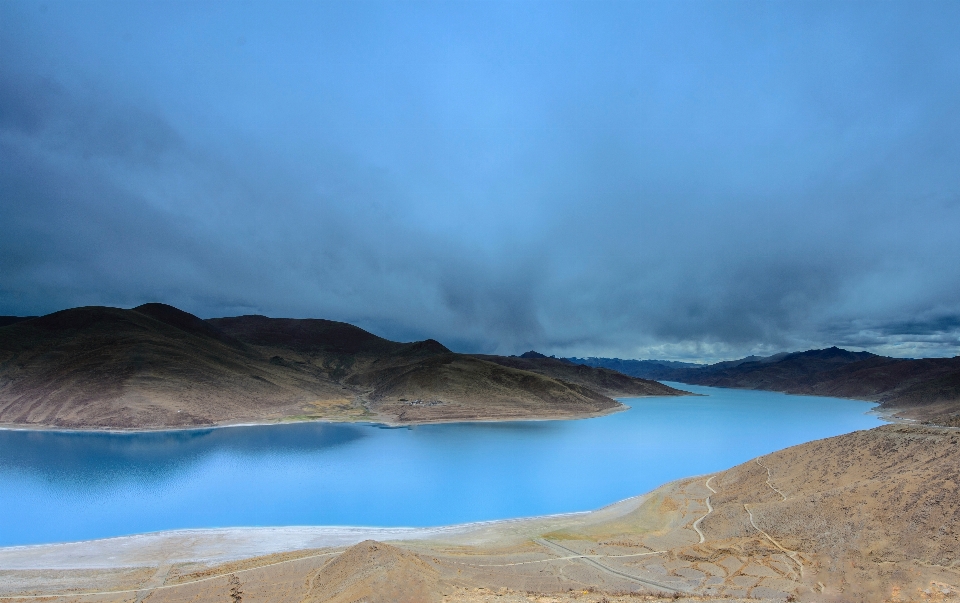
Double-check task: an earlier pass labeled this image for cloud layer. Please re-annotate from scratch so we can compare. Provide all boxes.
[2,1,960,361]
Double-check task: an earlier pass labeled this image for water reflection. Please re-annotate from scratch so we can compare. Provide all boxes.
[0,422,366,487]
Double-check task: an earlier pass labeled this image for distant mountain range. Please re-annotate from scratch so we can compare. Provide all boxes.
[472,352,681,400]
[562,356,701,380]
[565,348,960,425]
[0,304,687,430]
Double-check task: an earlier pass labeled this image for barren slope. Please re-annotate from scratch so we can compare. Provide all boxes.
[210,315,627,424]
[0,304,351,429]
[474,353,688,398]
[656,347,960,425]
[0,305,627,429]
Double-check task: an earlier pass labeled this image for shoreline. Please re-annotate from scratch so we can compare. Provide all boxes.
[0,488,662,569]
[663,380,955,427]
[3,383,917,434]
[0,459,833,561]
[0,400,630,435]
[17,376,935,435]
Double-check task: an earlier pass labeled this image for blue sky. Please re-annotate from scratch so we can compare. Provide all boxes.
[2,0,960,361]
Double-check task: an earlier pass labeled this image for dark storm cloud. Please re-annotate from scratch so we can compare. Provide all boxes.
[2,0,960,361]
[0,70,181,162]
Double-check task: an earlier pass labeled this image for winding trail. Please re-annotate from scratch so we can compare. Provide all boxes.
[533,538,681,593]
[756,457,787,501]
[743,504,804,578]
[691,475,717,544]
[744,457,804,578]
[442,548,664,568]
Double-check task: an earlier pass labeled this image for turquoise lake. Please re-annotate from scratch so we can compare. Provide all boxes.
[0,384,883,547]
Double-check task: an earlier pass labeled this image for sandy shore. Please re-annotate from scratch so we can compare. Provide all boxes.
[0,497,649,570]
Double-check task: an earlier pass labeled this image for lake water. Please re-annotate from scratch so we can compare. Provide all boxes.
[0,384,882,547]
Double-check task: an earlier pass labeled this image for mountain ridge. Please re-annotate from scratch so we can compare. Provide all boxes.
[474,353,683,399]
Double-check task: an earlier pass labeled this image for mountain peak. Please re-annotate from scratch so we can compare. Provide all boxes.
[134,303,241,347]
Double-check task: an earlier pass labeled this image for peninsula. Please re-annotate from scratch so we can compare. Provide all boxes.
[0,303,686,430]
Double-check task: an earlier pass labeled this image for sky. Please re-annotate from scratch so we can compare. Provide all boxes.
[2,1,960,362]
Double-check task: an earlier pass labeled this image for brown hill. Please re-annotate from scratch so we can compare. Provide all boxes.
[0,304,348,429]
[657,347,960,425]
[474,352,687,398]
[0,304,640,429]
[209,314,637,424]
[691,424,960,600]
[207,314,413,357]
[302,540,439,603]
